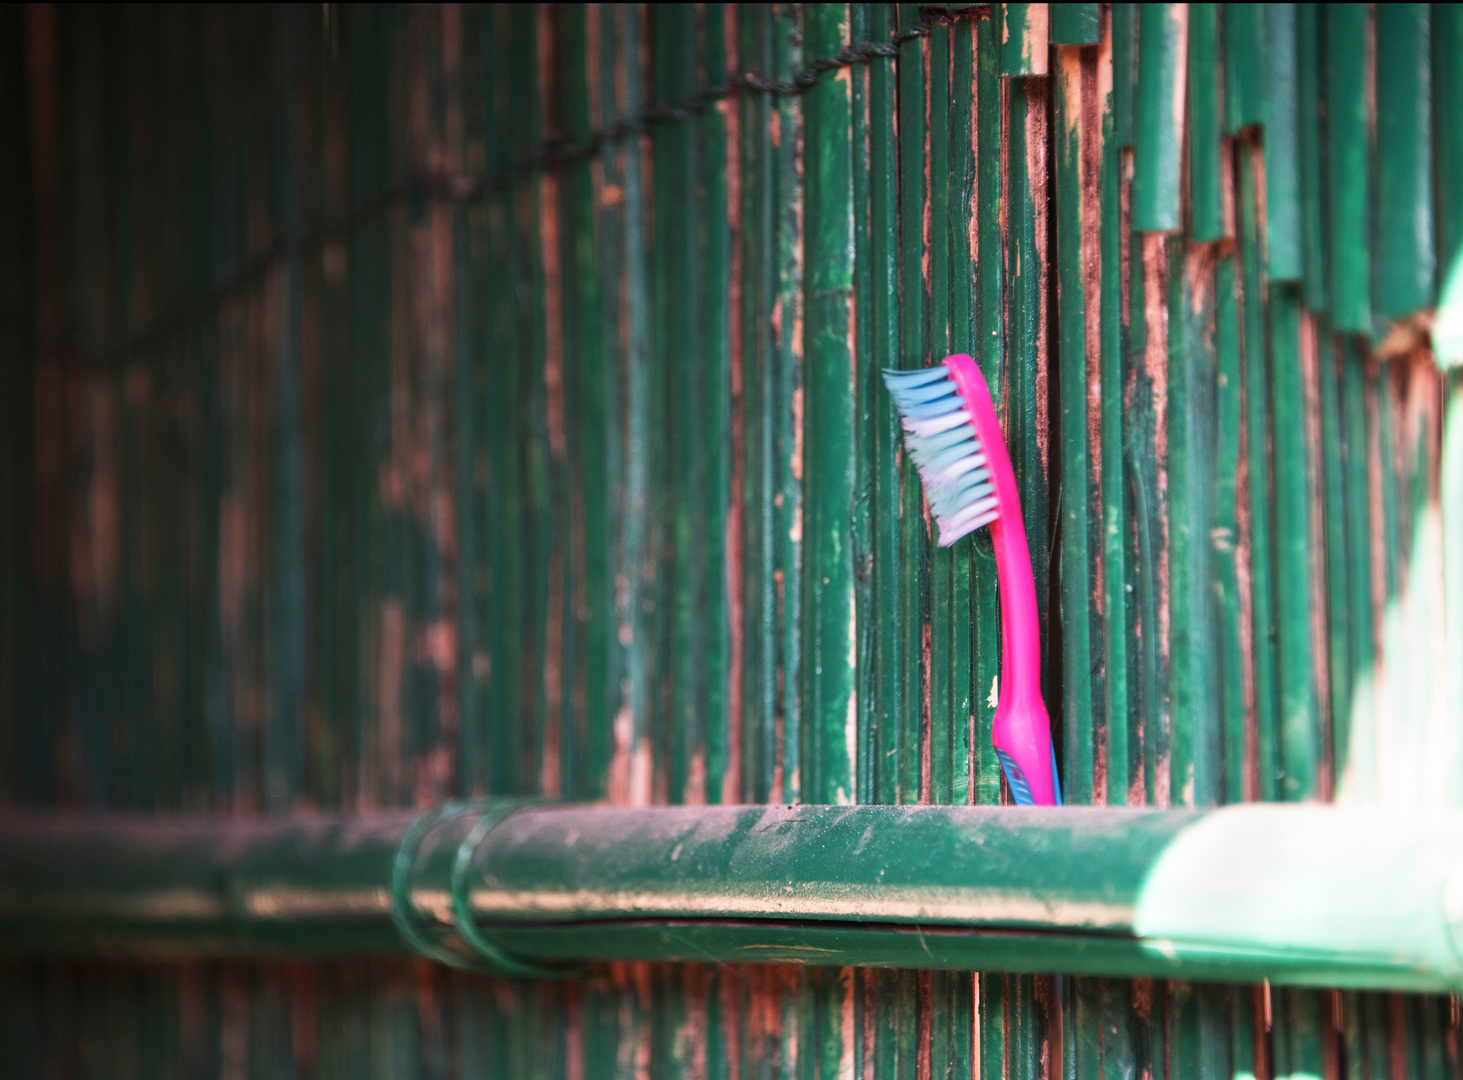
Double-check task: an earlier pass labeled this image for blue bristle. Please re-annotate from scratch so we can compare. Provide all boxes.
[995,749,1034,806]
[922,440,981,473]
[895,396,962,420]
[907,427,972,454]
[881,364,1002,547]
[882,366,951,387]
[893,378,959,403]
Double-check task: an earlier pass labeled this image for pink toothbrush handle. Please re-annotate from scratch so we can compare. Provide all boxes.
[943,355,1060,806]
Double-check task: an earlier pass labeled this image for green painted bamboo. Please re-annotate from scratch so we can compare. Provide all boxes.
[802,2,857,809]
[1318,331,1352,800]
[1169,234,1220,810]
[865,0,902,811]
[1265,3,1303,283]
[700,5,732,805]
[1133,4,1185,234]
[1188,4,1225,242]
[557,3,611,799]
[1214,252,1246,806]
[1327,3,1372,334]
[1296,3,1327,313]
[1224,4,1266,132]
[851,1,876,809]
[931,19,973,1076]
[896,2,926,809]
[1239,141,1282,800]
[1437,6,1463,290]
[654,3,698,806]
[1374,4,1435,320]
[1112,3,1138,147]
[973,7,1006,808]
[802,9,856,1073]
[773,4,803,806]
[1054,41,1096,805]
[739,3,777,805]
[1269,285,1319,802]
[1099,12,1132,808]
[4,0,39,800]
[891,8,929,1073]
[1126,229,1165,805]
[349,3,390,803]
[929,17,954,812]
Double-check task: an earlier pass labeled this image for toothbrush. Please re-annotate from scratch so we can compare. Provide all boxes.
[882,354,1061,807]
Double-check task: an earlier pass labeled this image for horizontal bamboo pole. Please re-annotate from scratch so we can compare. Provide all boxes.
[1,802,1461,990]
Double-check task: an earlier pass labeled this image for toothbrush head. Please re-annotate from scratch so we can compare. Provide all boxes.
[882,356,1006,548]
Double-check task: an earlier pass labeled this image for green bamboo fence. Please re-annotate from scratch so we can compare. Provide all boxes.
[3,3,1463,1077]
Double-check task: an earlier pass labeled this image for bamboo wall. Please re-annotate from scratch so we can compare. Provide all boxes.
[3,2,1463,1077]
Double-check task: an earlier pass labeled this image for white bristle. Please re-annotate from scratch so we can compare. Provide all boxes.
[882,366,1002,548]
[903,409,971,436]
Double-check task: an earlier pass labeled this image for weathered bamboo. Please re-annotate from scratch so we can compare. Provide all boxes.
[5,802,1463,992]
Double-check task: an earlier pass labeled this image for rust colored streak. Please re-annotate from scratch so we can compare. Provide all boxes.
[922,34,932,301]
[441,6,463,171]
[380,599,406,800]
[1234,298,1260,803]
[1081,39,1105,625]
[540,161,565,798]
[218,494,246,653]
[838,967,855,1080]
[920,616,933,805]
[861,969,877,1080]
[917,969,932,1080]
[586,4,602,128]
[679,965,710,1077]
[1253,984,1273,1080]
[1389,993,1409,1080]
[1119,148,1133,331]
[720,966,744,1080]
[73,377,121,644]
[1026,78,1051,472]
[1039,974,1060,1080]
[541,174,566,459]
[1142,232,1171,807]
[564,980,585,1080]
[29,3,68,595]
[967,20,980,278]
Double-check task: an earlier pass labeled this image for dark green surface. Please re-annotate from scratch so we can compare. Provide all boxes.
[1296,3,1327,313]
[1265,3,1303,282]
[1132,4,1185,233]
[1374,4,1435,319]
[1187,4,1225,243]
[1224,3,1267,131]
[1050,4,1100,46]
[1326,3,1371,333]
